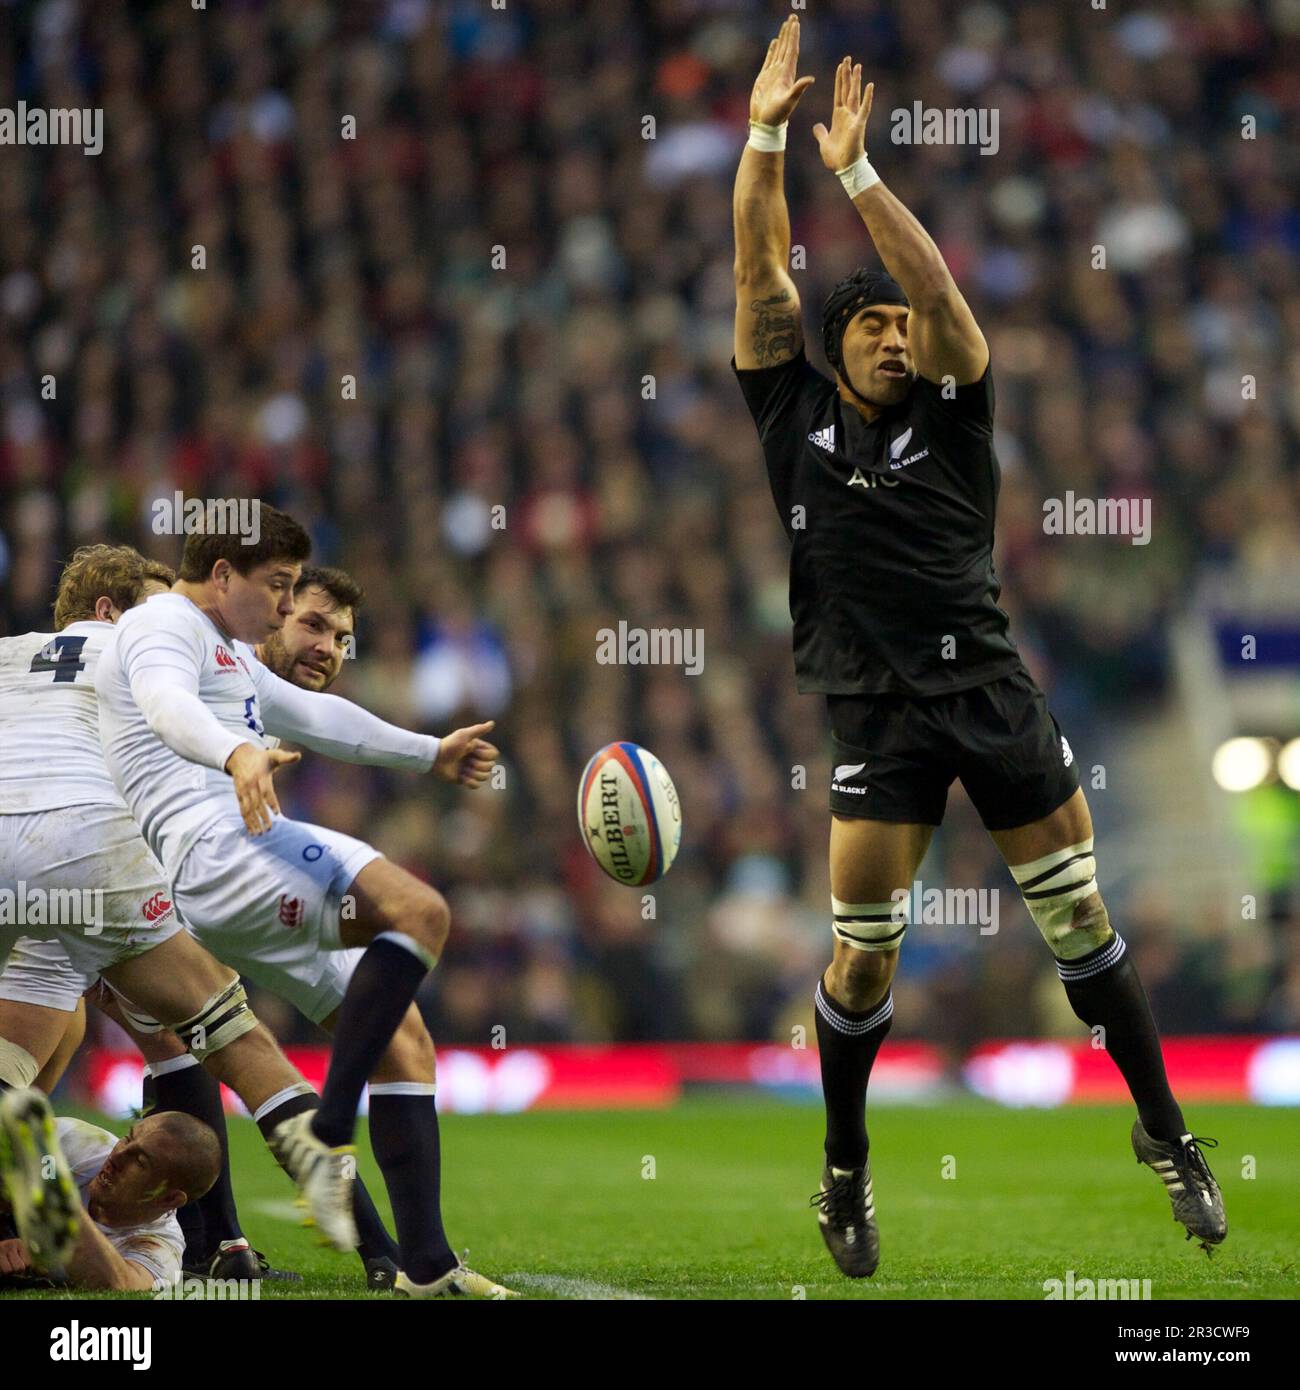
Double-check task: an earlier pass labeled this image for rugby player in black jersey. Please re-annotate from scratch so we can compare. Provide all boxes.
[731,17,1225,1277]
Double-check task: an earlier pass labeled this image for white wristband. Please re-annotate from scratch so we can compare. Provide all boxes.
[747,119,787,153]
[836,153,880,198]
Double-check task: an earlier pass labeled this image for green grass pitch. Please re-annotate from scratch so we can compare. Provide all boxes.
[9,1098,1298,1299]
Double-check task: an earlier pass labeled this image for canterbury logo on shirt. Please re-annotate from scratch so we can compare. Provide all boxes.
[214,647,237,671]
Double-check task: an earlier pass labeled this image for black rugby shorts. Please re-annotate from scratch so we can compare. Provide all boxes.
[827,668,1080,830]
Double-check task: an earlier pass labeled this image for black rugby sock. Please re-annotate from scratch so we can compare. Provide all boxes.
[312,935,433,1148]
[254,1088,401,1268]
[369,1088,456,1285]
[147,1055,240,1261]
[1057,934,1186,1143]
[814,977,894,1171]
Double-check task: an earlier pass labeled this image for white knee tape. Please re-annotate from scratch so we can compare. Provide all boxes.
[1011,838,1106,960]
[831,896,907,952]
[0,1037,39,1089]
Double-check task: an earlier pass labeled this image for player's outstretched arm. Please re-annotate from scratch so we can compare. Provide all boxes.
[62,1216,159,1291]
[733,15,814,369]
[252,662,440,769]
[812,58,988,386]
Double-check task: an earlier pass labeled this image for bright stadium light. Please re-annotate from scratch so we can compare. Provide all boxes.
[1279,739,1300,791]
[1211,737,1273,792]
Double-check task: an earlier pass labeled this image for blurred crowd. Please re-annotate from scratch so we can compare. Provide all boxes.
[2,0,1299,1050]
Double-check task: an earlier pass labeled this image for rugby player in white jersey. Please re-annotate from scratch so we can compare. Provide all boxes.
[0,1092,218,1291]
[95,506,514,1299]
[43,563,408,1286]
[0,544,357,1269]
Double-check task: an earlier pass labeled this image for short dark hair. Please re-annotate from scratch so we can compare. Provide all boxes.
[177,503,311,583]
[143,1111,222,1203]
[295,565,364,614]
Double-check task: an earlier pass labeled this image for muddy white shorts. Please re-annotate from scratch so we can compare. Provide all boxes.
[0,806,184,980]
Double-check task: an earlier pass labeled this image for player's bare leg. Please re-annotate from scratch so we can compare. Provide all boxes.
[32,998,85,1094]
[990,787,1226,1250]
[0,998,71,1095]
[97,930,358,1251]
[811,816,934,1277]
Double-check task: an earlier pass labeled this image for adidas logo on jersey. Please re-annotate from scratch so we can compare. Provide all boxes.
[1061,736,1073,768]
[808,425,836,453]
[141,892,173,923]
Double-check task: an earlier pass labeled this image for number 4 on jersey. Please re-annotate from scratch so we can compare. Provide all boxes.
[29,636,88,683]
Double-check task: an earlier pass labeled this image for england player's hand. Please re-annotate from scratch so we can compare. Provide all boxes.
[812,57,873,173]
[749,15,815,127]
[0,1237,32,1275]
[225,743,301,835]
[433,720,498,789]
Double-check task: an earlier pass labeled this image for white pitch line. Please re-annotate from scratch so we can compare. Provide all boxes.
[503,1273,654,1301]
[248,1198,311,1224]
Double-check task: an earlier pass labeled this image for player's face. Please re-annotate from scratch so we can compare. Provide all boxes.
[840,305,914,403]
[223,559,301,643]
[87,1118,178,1217]
[260,586,353,691]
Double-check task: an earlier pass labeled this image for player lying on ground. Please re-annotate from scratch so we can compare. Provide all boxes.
[95,507,515,1298]
[0,1090,217,1291]
[732,17,1225,1277]
[0,546,358,1261]
[10,561,406,1287]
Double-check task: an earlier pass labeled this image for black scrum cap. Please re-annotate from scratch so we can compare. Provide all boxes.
[821,268,909,373]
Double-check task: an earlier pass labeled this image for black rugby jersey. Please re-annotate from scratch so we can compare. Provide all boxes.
[732,348,1023,697]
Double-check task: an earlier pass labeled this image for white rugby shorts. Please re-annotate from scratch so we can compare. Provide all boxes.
[170,814,380,1024]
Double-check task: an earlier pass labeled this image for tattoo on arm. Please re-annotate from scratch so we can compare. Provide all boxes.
[749,289,799,366]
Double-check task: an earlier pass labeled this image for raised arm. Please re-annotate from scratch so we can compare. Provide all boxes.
[733,16,815,369]
[812,58,988,386]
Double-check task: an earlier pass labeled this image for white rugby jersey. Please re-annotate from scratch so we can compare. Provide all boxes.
[0,622,126,812]
[59,1117,184,1288]
[97,592,438,875]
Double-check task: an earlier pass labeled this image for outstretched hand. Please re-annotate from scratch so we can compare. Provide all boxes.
[812,57,873,173]
[749,15,815,127]
[434,720,498,788]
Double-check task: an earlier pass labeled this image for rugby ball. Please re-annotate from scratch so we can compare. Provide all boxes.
[578,742,682,885]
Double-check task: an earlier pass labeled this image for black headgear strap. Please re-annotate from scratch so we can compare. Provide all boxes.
[821,268,910,406]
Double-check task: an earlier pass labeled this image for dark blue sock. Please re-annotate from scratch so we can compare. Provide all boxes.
[147,1058,240,1261]
[368,1089,456,1285]
[312,936,431,1147]
[255,1089,400,1267]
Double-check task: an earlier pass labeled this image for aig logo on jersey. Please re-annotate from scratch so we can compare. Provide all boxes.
[831,761,868,796]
